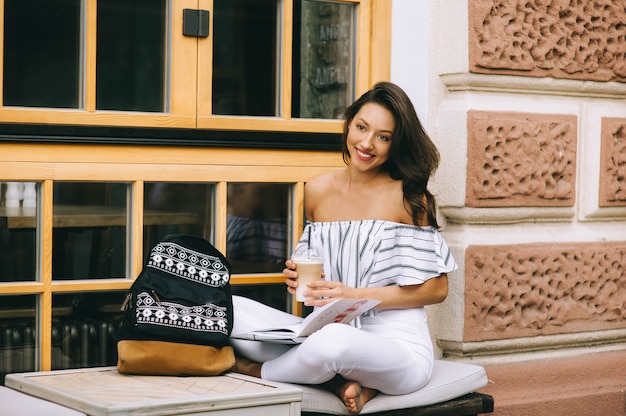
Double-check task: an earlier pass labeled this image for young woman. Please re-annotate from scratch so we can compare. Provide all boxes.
[231,82,457,414]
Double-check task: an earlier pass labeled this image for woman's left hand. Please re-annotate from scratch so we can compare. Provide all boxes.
[302,280,359,307]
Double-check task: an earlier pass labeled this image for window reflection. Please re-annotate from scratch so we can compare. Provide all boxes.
[0,182,37,282]
[51,291,125,370]
[212,0,278,116]
[0,295,37,385]
[292,0,356,119]
[53,183,127,280]
[96,0,166,112]
[227,183,288,273]
[143,183,214,255]
[232,284,289,312]
[3,0,81,108]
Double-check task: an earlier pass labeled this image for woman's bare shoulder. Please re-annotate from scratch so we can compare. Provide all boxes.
[306,170,342,195]
[304,170,344,221]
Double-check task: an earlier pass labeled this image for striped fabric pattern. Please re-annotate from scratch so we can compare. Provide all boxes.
[298,220,457,289]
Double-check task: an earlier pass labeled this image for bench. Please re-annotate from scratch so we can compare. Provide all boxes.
[298,359,493,415]
[4,361,493,415]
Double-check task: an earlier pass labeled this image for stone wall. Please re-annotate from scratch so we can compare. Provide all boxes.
[465,242,626,341]
[466,111,577,207]
[469,0,626,82]
[423,0,626,359]
[600,118,626,207]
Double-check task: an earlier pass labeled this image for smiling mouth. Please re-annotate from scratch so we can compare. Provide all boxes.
[356,148,373,160]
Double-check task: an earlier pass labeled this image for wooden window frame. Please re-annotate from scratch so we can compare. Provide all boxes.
[0,0,390,374]
[0,0,390,135]
[0,143,345,371]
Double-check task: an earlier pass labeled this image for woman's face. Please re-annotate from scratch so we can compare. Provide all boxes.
[346,102,395,173]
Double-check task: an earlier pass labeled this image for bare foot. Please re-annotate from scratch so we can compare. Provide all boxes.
[335,380,377,414]
[231,356,262,378]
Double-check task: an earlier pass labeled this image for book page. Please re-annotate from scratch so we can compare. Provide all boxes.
[234,299,380,343]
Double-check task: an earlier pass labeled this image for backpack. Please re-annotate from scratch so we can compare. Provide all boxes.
[114,234,235,376]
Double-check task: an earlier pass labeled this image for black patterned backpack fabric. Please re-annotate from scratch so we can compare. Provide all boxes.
[114,234,235,375]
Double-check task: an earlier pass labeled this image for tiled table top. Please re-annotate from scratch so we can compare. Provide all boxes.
[6,367,302,416]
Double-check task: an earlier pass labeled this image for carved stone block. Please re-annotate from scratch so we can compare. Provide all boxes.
[464,242,626,341]
[466,111,577,207]
[469,0,626,82]
[600,118,626,207]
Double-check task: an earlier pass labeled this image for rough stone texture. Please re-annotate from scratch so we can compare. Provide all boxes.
[464,242,626,342]
[469,0,626,83]
[600,118,626,207]
[466,111,577,207]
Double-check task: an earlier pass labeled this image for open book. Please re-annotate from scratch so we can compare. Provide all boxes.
[232,299,380,344]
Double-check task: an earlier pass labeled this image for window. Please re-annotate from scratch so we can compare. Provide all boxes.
[292,0,356,119]
[0,0,383,132]
[212,0,278,116]
[0,182,37,282]
[0,295,37,383]
[0,0,390,382]
[3,0,81,108]
[53,182,127,280]
[96,0,167,112]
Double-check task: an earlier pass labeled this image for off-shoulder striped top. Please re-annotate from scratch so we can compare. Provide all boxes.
[295,220,457,289]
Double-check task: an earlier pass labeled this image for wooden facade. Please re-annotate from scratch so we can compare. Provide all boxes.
[0,0,392,376]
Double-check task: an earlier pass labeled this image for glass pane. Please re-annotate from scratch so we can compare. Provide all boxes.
[52,291,125,370]
[292,0,355,119]
[143,183,214,254]
[0,295,37,385]
[53,183,127,280]
[226,183,289,273]
[232,284,288,312]
[0,182,38,282]
[3,0,81,108]
[96,0,166,112]
[212,0,278,116]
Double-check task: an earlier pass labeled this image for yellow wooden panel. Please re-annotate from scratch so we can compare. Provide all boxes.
[0,282,45,294]
[197,0,214,117]
[356,0,371,95]
[171,0,201,117]
[130,181,144,279]
[215,181,227,253]
[0,109,196,128]
[196,116,344,133]
[0,162,342,182]
[281,0,294,119]
[370,0,392,84]
[40,180,53,371]
[230,275,286,285]
[51,279,133,293]
[291,181,306,316]
[85,0,97,112]
[0,144,342,167]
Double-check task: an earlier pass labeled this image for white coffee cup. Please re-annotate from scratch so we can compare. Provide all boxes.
[292,256,323,302]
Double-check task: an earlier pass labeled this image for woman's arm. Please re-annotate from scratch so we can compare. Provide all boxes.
[284,259,448,309]
[304,274,448,309]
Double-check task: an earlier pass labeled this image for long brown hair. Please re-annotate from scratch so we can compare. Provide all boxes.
[341,82,441,228]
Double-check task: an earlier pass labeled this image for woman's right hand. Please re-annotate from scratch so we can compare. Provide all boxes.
[283,259,298,295]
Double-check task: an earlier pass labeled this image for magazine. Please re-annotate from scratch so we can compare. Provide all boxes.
[231,298,380,344]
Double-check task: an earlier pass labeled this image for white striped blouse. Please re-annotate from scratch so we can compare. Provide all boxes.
[296,220,458,289]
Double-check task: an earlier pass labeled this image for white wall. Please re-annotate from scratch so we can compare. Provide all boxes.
[390,0,430,128]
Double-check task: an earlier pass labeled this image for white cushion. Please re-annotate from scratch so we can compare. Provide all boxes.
[297,360,488,415]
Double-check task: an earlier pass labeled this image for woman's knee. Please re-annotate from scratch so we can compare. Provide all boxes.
[298,323,357,363]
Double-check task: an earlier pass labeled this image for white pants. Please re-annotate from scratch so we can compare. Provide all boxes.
[230,295,431,395]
